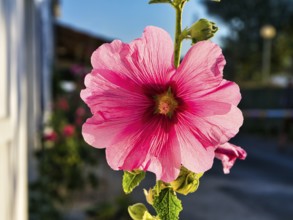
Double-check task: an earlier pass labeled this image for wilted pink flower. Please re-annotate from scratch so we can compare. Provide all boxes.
[81,26,244,182]
[63,124,75,137]
[215,143,247,174]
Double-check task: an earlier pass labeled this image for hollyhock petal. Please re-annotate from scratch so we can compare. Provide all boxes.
[141,125,181,182]
[185,100,232,117]
[193,80,241,106]
[124,26,175,86]
[106,119,181,182]
[91,26,175,86]
[91,40,129,73]
[203,105,243,144]
[82,114,127,149]
[173,41,225,97]
[178,105,243,149]
[81,70,150,118]
[175,117,215,173]
[215,142,247,174]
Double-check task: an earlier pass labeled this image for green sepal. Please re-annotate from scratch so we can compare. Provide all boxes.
[128,203,148,220]
[122,170,146,194]
[149,0,171,4]
[170,166,203,195]
[128,203,158,220]
[153,188,182,220]
[143,211,159,220]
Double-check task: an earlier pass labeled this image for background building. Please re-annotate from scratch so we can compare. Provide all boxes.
[0,0,54,219]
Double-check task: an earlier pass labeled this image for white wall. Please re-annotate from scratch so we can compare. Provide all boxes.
[0,0,53,219]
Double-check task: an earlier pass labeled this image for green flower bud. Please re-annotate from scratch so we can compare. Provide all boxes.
[128,203,148,220]
[144,188,154,205]
[170,166,203,195]
[188,19,218,44]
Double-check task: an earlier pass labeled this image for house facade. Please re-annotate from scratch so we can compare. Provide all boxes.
[0,0,54,219]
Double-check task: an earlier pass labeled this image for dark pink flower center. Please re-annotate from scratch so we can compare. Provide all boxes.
[154,87,178,118]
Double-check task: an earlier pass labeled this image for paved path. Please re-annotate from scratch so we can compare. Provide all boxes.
[64,134,293,220]
[130,134,293,220]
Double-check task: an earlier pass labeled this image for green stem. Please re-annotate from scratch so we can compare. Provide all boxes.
[173,3,185,68]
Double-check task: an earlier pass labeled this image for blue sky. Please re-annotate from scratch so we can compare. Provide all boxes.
[58,0,227,54]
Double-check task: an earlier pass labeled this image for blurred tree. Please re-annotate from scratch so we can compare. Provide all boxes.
[202,0,293,82]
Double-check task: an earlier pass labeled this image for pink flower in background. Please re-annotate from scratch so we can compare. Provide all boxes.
[63,124,75,137]
[215,143,247,174]
[56,97,69,111]
[70,64,86,76]
[81,26,244,182]
[44,130,58,142]
[75,117,83,126]
[76,107,86,117]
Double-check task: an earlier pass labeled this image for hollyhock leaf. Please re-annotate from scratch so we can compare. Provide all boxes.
[123,170,146,194]
[153,188,182,220]
[149,0,170,4]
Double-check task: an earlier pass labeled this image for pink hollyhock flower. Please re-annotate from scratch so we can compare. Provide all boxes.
[56,97,69,111]
[75,116,83,126]
[70,64,85,76]
[81,26,244,182]
[215,143,247,174]
[63,124,75,137]
[76,107,86,117]
[44,130,58,142]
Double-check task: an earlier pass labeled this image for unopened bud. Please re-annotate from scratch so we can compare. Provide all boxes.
[170,166,203,195]
[188,19,218,44]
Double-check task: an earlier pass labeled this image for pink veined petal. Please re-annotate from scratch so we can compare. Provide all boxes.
[202,105,244,144]
[124,26,175,86]
[106,117,181,183]
[215,142,247,174]
[184,99,232,117]
[186,79,242,106]
[82,114,126,149]
[91,39,128,71]
[141,123,181,182]
[175,114,215,174]
[81,70,150,118]
[172,41,226,98]
[91,26,175,87]
[178,104,243,149]
[81,70,151,149]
